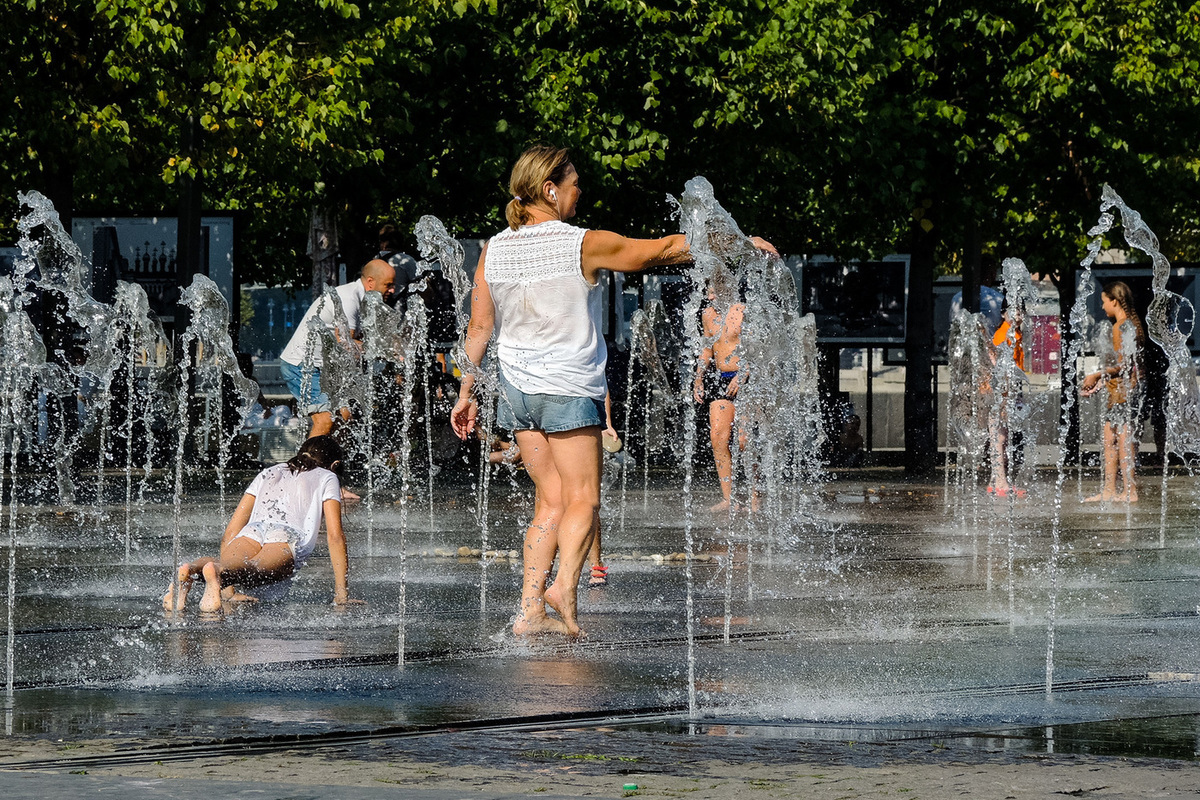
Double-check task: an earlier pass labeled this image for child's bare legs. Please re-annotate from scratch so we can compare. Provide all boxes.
[163,557,215,611]
[199,538,295,613]
[1117,425,1138,502]
[737,424,762,512]
[709,399,736,512]
[1085,422,1120,502]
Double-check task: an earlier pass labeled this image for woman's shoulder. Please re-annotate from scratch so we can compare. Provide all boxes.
[494,220,586,240]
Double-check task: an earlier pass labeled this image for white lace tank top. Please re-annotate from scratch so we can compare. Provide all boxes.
[485,221,606,399]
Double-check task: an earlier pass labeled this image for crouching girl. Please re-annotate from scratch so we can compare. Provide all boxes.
[163,435,358,612]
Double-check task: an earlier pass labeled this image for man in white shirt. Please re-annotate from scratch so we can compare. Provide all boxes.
[279,260,396,436]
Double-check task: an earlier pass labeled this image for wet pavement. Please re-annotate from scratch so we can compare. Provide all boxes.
[1,468,1198,789]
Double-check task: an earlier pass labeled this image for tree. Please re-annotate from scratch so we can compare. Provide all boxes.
[1,0,493,285]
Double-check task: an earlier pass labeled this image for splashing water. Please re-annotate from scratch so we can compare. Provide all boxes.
[1100,186,1200,545]
[670,176,824,718]
[179,274,258,514]
[620,301,678,531]
[170,274,259,614]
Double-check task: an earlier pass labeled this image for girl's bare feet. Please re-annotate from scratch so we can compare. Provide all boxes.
[199,562,224,613]
[162,564,192,612]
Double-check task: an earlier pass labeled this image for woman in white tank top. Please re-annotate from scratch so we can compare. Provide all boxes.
[451,146,774,638]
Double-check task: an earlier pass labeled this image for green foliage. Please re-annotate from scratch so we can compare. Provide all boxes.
[2,0,1198,286]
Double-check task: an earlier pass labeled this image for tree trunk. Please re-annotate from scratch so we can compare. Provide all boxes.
[904,206,938,476]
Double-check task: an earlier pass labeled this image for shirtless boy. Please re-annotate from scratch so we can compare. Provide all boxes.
[693,274,753,512]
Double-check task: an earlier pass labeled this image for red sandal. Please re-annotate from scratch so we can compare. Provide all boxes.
[588,564,609,587]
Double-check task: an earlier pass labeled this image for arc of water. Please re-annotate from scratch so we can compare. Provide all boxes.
[1102,186,1200,545]
[5,196,89,693]
[397,298,430,666]
[179,275,259,517]
[995,259,1040,627]
[360,290,403,552]
[1046,198,1118,697]
[946,309,990,537]
[414,216,503,560]
[113,281,169,561]
[669,175,820,718]
[414,217,469,532]
[620,302,678,531]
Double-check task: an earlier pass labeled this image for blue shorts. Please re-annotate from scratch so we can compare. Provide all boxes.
[497,371,605,434]
[279,359,331,416]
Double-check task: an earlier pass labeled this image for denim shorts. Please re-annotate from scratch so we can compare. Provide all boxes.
[497,371,605,434]
[279,359,331,415]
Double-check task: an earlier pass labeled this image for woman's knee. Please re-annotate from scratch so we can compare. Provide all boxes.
[561,484,600,515]
[532,489,566,520]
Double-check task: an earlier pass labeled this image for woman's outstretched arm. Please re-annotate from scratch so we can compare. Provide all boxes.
[581,231,689,282]
[581,231,777,283]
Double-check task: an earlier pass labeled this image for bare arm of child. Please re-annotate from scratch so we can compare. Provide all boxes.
[220,494,256,548]
[324,498,361,605]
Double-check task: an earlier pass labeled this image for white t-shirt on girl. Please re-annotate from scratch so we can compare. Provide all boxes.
[244,464,341,566]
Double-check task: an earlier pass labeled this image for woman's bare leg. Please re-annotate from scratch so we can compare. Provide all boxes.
[511,429,569,636]
[542,428,602,637]
[709,400,736,511]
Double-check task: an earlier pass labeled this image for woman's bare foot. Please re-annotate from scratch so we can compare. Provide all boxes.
[709,499,732,513]
[199,562,224,613]
[227,592,259,604]
[162,564,192,612]
[512,608,571,636]
[543,583,583,637]
[1083,492,1115,502]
